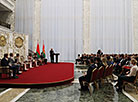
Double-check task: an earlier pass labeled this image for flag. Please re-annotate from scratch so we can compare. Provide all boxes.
[36,42,40,58]
[42,41,46,58]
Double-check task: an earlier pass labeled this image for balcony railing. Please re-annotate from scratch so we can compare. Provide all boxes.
[0,21,10,29]
[0,0,15,12]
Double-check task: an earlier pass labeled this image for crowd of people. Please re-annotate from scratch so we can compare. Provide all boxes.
[0,52,47,79]
[77,50,138,92]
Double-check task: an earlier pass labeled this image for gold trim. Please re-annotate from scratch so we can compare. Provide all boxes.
[0,35,6,47]
[15,37,23,48]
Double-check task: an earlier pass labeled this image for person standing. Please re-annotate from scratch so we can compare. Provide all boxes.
[50,48,54,63]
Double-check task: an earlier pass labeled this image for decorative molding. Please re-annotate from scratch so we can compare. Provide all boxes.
[133,0,138,53]
[0,33,28,60]
[15,37,24,48]
[0,0,15,11]
[0,35,7,47]
[33,0,41,51]
[0,25,12,32]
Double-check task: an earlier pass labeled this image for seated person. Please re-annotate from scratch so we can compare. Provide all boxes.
[75,54,81,64]
[8,53,21,74]
[1,53,18,78]
[97,49,103,56]
[94,57,103,69]
[79,59,96,91]
[40,52,47,64]
[115,58,138,92]
[20,56,28,71]
[33,53,39,67]
[27,53,33,68]
[101,57,108,67]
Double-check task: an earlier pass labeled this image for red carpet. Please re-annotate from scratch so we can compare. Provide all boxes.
[0,62,74,87]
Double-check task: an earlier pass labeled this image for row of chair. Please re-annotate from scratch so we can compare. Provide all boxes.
[0,66,11,78]
[83,65,138,94]
[83,65,114,95]
[0,61,41,79]
[123,71,138,94]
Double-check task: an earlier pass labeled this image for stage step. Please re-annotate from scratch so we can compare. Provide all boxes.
[0,88,29,102]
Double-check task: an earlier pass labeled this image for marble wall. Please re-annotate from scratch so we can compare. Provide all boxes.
[83,0,91,54]
[133,0,138,53]
[0,33,28,60]
[33,0,41,51]
[0,0,15,32]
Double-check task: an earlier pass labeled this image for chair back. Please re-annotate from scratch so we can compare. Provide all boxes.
[107,65,113,76]
[103,66,109,78]
[90,68,99,82]
[0,59,1,66]
[97,66,104,79]
[0,66,10,74]
[134,71,138,84]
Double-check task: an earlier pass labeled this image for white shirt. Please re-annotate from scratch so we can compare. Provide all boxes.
[127,65,138,77]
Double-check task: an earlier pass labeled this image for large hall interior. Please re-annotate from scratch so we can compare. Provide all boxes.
[0,0,138,102]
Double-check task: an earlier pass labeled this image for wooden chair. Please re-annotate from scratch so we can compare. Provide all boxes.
[82,68,99,95]
[0,66,12,78]
[123,71,138,94]
[97,66,105,80]
[103,66,109,78]
[106,65,114,81]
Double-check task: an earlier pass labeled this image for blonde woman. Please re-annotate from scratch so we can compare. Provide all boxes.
[101,57,108,67]
[115,58,138,92]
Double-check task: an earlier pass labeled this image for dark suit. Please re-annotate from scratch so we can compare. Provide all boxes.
[8,57,20,77]
[1,57,9,66]
[79,64,96,90]
[1,57,17,77]
[50,50,54,63]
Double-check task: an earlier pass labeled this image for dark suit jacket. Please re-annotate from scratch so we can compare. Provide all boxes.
[8,57,15,66]
[85,64,96,82]
[1,57,9,66]
[50,50,54,58]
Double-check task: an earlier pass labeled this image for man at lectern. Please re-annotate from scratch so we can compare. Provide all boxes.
[50,48,54,63]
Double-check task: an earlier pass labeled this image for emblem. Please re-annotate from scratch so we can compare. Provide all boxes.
[0,35,6,47]
[15,37,23,48]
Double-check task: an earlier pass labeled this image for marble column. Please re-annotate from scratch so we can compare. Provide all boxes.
[32,0,41,51]
[133,0,138,53]
[83,0,91,54]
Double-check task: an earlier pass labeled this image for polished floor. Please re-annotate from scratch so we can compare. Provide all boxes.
[0,64,134,102]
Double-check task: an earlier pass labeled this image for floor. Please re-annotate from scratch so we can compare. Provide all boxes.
[0,64,136,102]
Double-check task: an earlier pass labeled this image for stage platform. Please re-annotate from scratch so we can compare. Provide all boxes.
[0,62,74,88]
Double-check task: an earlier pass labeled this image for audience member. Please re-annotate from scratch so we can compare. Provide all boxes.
[8,53,21,74]
[79,59,96,91]
[115,58,138,92]
[1,53,19,78]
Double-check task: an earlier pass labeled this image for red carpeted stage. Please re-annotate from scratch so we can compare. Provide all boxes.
[0,62,74,88]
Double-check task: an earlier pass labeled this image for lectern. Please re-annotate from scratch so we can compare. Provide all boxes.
[54,53,60,63]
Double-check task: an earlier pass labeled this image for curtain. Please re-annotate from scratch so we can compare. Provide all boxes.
[15,0,34,49]
[41,0,83,61]
[90,0,133,54]
[15,0,133,60]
